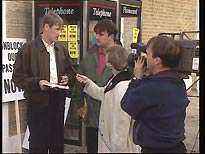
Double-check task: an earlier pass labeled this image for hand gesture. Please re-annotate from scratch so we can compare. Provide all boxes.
[59,75,69,86]
[39,80,50,91]
[134,56,146,79]
[76,74,90,84]
[77,107,87,118]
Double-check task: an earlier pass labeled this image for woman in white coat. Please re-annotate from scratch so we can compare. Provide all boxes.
[76,45,141,153]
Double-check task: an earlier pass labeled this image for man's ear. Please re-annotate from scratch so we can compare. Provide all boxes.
[44,24,50,31]
[154,57,161,65]
[109,34,114,40]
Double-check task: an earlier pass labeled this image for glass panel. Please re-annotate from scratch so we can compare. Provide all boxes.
[120,16,138,53]
[88,20,98,48]
[64,99,81,143]
[36,2,82,66]
[34,1,83,145]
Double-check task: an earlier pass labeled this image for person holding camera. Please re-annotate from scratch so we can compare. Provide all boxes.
[121,35,190,153]
[76,45,141,153]
[12,12,75,153]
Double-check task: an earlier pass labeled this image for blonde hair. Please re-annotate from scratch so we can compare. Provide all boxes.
[43,11,64,28]
[106,45,129,71]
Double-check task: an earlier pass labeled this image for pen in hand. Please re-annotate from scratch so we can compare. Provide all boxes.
[59,75,69,86]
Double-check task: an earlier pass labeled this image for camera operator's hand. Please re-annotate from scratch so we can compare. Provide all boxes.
[134,56,146,79]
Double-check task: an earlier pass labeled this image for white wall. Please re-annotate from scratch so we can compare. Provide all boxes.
[3,101,24,153]
[2,1,9,152]
[3,102,24,153]
[2,2,23,153]
[2,103,9,152]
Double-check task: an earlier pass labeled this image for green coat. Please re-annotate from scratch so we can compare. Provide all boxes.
[71,45,112,128]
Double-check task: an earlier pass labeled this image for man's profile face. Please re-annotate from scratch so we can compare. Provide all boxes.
[95,31,113,48]
[45,24,63,43]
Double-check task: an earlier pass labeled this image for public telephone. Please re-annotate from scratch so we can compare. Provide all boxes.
[34,0,83,146]
[88,0,117,48]
[34,0,142,148]
[119,0,142,52]
[34,1,83,66]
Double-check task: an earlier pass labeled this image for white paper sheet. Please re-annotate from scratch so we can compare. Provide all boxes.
[44,83,70,90]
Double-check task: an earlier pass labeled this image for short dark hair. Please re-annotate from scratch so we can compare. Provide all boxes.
[94,19,117,38]
[43,12,64,28]
[147,35,181,68]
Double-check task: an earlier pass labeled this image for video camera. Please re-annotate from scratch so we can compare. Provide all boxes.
[128,42,147,68]
[173,39,199,76]
[128,39,199,77]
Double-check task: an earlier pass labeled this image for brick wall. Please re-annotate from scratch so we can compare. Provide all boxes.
[8,100,27,136]
[6,1,32,40]
[141,0,197,42]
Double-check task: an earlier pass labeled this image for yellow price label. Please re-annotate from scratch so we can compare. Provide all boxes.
[133,28,140,43]
[68,25,78,42]
[68,42,78,58]
[58,25,67,41]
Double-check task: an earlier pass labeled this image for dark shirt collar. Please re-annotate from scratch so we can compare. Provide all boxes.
[104,69,132,93]
[146,70,180,80]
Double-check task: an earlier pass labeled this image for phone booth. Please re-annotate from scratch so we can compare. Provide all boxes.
[33,0,118,148]
[34,0,84,146]
[34,1,83,64]
[87,0,117,48]
[119,0,142,52]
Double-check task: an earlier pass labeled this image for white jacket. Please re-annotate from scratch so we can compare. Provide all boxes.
[84,79,141,153]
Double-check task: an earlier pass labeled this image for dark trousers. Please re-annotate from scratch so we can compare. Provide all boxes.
[86,127,98,153]
[141,142,187,153]
[27,91,65,153]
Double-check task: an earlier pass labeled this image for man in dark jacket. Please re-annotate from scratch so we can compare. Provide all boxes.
[70,19,117,153]
[12,12,75,153]
[121,35,190,153]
